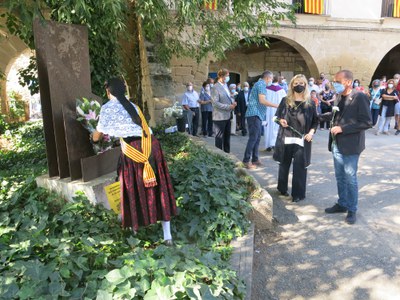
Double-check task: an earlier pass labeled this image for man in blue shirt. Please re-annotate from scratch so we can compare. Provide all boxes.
[182,82,200,136]
[243,71,279,169]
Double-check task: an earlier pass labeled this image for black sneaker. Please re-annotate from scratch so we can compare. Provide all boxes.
[325,203,347,214]
[345,211,356,224]
[395,130,400,136]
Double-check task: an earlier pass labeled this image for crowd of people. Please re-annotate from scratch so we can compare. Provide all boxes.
[180,68,400,225]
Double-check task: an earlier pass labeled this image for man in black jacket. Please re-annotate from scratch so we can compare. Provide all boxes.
[236,82,250,136]
[323,70,372,224]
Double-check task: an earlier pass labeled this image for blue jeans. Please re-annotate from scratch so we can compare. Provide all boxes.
[243,116,262,163]
[332,144,360,212]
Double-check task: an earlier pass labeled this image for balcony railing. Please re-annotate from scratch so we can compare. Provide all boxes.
[293,0,328,15]
[382,0,395,17]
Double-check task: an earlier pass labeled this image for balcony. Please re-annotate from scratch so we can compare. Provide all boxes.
[381,0,400,17]
[292,0,329,15]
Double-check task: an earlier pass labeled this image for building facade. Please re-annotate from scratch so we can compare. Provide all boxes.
[2,1,400,122]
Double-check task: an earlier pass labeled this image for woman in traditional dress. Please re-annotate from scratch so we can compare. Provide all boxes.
[93,78,177,245]
[273,74,318,203]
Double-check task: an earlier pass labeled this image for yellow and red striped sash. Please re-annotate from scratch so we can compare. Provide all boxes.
[120,107,157,188]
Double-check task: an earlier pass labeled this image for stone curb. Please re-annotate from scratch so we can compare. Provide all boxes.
[188,135,274,300]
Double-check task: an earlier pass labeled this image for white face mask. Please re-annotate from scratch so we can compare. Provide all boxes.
[187,86,193,91]
[388,83,394,89]
[210,83,214,88]
[244,87,249,92]
[309,81,314,86]
[205,85,210,91]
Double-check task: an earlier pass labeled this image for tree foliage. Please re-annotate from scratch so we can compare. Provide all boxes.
[1,0,295,96]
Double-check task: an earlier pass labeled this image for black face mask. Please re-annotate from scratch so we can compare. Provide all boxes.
[293,85,305,93]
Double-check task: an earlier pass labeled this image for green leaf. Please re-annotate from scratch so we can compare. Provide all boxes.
[105,269,126,285]
[96,290,113,300]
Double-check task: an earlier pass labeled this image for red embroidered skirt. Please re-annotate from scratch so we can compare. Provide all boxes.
[119,137,177,231]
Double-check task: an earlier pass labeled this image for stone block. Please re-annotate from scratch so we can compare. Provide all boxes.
[173,67,193,76]
[36,172,116,210]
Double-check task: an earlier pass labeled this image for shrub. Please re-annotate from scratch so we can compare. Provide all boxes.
[0,122,250,299]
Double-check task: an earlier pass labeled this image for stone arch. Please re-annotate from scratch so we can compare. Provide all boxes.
[266,34,319,77]
[370,43,400,84]
[0,27,30,115]
[208,34,319,84]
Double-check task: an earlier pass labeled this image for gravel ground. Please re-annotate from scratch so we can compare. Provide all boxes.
[207,124,400,300]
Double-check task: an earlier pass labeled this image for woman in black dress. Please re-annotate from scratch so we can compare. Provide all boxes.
[273,74,319,202]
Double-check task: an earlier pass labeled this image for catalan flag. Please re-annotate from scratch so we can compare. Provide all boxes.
[304,0,324,15]
[394,0,400,17]
[204,0,217,10]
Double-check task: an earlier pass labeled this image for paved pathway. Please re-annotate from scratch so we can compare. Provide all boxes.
[205,126,400,300]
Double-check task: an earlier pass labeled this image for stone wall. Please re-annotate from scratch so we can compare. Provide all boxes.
[209,45,310,83]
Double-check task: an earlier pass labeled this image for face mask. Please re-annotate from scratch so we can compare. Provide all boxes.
[354,82,359,87]
[293,85,305,93]
[333,82,345,94]
[266,81,272,87]
[225,76,230,83]
[187,86,193,91]
[237,87,241,91]
[309,81,314,86]
[388,83,394,89]
[244,87,249,92]
[320,76,324,80]
[373,84,380,88]
[382,79,386,82]
[230,89,236,93]
[205,86,210,91]
[325,86,329,91]
[210,83,214,88]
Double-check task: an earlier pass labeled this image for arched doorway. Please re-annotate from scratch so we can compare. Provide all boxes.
[371,43,400,84]
[4,49,40,121]
[208,36,319,86]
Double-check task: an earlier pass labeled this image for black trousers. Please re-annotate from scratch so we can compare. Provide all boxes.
[214,119,231,153]
[239,113,247,135]
[201,111,213,136]
[277,144,307,199]
[190,108,200,136]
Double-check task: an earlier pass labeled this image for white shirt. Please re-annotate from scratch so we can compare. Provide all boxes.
[97,97,151,138]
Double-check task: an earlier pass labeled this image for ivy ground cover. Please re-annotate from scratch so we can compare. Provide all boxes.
[0,121,251,299]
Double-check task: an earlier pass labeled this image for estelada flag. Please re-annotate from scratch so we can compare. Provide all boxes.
[204,0,217,10]
[394,0,400,17]
[304,0,324,15]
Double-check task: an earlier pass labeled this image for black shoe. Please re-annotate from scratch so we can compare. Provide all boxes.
[266,147,272,152]
[278,190,289,196]
[345,211,356,224]
[325,203,347,214]
[292,197,305,203]
[395,130,400,136]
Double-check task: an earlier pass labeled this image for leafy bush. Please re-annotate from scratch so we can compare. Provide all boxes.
[156,129,251,247]
[8,91,26,120]
[0,122,250,299]
[0,114,9,134]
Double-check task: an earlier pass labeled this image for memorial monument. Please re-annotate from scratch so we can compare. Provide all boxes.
[34,19,120,206]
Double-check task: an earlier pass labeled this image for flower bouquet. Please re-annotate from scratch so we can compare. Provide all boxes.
[164,102,186,132]
[76,97,115,154]
[163,101,184,119]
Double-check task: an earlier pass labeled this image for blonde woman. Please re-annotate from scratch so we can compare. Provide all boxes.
[273,74,318,202]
